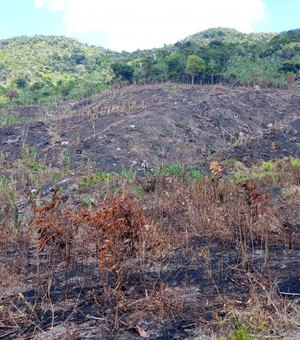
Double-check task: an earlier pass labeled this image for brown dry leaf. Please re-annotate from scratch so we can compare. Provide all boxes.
[133,324,149,338]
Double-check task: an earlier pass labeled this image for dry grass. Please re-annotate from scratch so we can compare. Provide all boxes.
[0,160,300,338]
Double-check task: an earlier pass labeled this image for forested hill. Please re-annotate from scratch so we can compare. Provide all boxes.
[0,27,299,108]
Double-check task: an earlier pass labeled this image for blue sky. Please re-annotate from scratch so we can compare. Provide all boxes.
[254,0,300,32]
[0,0,299,51]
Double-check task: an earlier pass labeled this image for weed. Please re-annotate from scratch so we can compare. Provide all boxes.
[0,114,23,128]
[290,158,300,168]
[132,184,145,197]
[22,146,46,171]
[261,161,272,171]
[52,170,66,181]
[232,325,253,340]
[157,162,185,176]
[78,171,110,187]
[145,170,154,178]
[185,166,203,180]
[80,194,94,207]
[119,166,136,182]
[62,150,72,169]
[223,158,237,166]
[0,150,4,167]
[1,153,300,338]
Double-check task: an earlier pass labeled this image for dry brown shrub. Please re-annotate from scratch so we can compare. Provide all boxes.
[31,192,150,274]
[31,190,74,252]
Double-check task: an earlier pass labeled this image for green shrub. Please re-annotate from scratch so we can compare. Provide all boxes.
[0,114,22,128]
[157,163,185,176]
[119,167,136,182]
[232,326,253,340]
[290,158,300,168]
[79,171,110,187]
[185,166,203,180]
[261,161,272,171]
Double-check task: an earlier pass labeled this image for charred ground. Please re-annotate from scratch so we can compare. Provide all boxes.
[0,84,300,339]
[1,84,299,173]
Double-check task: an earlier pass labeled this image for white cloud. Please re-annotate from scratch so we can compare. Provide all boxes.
[34,0,267,51]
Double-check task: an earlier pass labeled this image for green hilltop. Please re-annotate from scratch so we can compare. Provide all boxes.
[0,27,299,108]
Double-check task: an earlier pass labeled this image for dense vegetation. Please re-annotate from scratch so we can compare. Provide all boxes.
[0,27,299,108]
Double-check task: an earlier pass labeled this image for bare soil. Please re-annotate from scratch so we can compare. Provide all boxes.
[1,84,299,173]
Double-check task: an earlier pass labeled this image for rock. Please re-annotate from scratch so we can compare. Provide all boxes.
[242,156,249,163]
[70,184,79,191]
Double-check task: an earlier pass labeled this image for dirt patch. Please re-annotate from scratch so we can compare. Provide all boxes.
[1,84,299,174]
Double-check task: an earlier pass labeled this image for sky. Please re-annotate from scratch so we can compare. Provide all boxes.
[0,0,299,52]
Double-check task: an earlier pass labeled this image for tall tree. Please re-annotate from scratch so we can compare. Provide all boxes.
[185,55,205,84]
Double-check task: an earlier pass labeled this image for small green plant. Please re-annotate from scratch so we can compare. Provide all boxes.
[290,158,300,168]
[22,146,46,172]
[0,150,4,165]
[62,150,72,169]
[132,185,145,197]
[79,171,110,187]
[80,194,93,207]
[223,158,236,165]
[232,325,253,340]
[0,114,23,128]
[145,170,154,179]
[119,167,136,182]
[185,166,203,180]
[157,163,185,176]
[22,146,36,160]
[52,170,66,181]
[261,161,272,171]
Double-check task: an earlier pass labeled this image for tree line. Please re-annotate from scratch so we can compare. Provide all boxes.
[0,28,299,108]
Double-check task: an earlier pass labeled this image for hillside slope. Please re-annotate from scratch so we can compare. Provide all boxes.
[0,28,299,108]
[0,84,300,340]
[1,84,299,175]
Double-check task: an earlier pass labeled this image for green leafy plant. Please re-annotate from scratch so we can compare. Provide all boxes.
[119,167,136,182]
[0,114,23,128]
[22,146,46,172]
[132,185,145,197]
[290,158,300,168]
[62,151,72,170]
[185,166,203,180]
[185,54,206,84]
[157,163,185,176]
[232,325,253,340]
[261,161,272,171]
[79,171,110,187]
